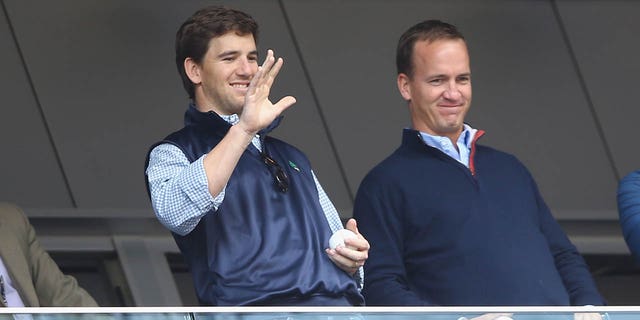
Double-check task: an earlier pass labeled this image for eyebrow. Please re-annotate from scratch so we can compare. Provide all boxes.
[217,50,258,58]
[427,72,471,79]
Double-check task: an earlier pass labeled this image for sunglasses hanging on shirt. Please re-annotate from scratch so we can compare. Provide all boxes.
[260,150,289,193]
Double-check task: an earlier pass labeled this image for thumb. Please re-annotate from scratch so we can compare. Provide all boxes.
[273,96,296,114]
[345,218,360,235]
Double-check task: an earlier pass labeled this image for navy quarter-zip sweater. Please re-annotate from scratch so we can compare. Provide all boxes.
[145,106,363,306]
[353,128,604,306]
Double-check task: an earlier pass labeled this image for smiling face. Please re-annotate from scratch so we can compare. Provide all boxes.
[397,38,471,142]
[185,32,258,115]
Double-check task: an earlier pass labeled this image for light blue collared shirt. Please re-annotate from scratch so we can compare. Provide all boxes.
[418,124,478,168]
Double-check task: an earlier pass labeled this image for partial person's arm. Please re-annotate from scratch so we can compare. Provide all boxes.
[353,175,428,305]
[11,205,98,307]
[618,170,640,261]
[146,144,220,235]
[527,169,605,306]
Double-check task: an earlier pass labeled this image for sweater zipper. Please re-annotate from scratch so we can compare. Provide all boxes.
[415,130,485,177]
[415,132,477,185]
[469,130,485,176]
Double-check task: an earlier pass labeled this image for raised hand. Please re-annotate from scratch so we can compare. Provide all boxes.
[236,49,296,136]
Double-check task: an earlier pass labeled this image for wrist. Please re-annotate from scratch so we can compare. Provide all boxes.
[234,121,259,138]
[229,124,256,147]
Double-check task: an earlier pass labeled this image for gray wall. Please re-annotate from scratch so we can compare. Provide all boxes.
[0,0,638,305]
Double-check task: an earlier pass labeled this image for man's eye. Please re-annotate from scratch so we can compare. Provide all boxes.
[458,77,470,84]
[223,57,234,62]
[429,79,443,85]
[248,56,258,61]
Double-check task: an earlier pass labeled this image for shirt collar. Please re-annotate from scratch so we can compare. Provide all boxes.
[418,124,477,149]
[416,124,478,167]
[461,124,478,149]
[220,113,240,126]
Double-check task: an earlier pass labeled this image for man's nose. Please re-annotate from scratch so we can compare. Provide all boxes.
[237,58,254,76]
[443,81,462,100]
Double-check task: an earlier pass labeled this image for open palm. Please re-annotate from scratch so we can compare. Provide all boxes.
[237,49,296,135]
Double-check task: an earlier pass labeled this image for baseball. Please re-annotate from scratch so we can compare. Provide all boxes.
[329,229,357,249]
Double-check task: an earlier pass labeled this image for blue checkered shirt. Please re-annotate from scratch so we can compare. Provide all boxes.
[146,113,363,287]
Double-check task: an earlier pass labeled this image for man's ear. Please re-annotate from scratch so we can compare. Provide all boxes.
[397,73,412,101]
[184,57,202,85]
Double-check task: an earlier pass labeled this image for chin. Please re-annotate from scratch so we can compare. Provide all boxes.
[440,122,462,130]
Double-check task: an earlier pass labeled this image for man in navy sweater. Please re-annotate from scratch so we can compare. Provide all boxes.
[145,6,368,305]
[353,19,604,310]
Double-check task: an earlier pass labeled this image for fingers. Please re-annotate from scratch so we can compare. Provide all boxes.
[246,49,289,108]
[325,248,362,275]
[255,49,282,84]
[257,50,295,114]
[238,49,294,133]
[343,235,369,252]
[336,240,368,260]
[266,57,284,83]
[248,51,269,92]
[247,49,278,92]
[258,49,275,75]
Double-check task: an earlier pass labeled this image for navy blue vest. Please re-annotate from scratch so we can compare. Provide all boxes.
[145,106,363,306]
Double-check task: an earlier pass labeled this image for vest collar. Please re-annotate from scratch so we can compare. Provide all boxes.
[184,103,283,137]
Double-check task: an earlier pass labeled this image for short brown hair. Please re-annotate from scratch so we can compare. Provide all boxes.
[396,20,465,77]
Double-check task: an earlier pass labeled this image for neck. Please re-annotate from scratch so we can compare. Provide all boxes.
[192,94,223,114]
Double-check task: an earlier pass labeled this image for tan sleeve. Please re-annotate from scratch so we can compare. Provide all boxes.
[13,205,99,307]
